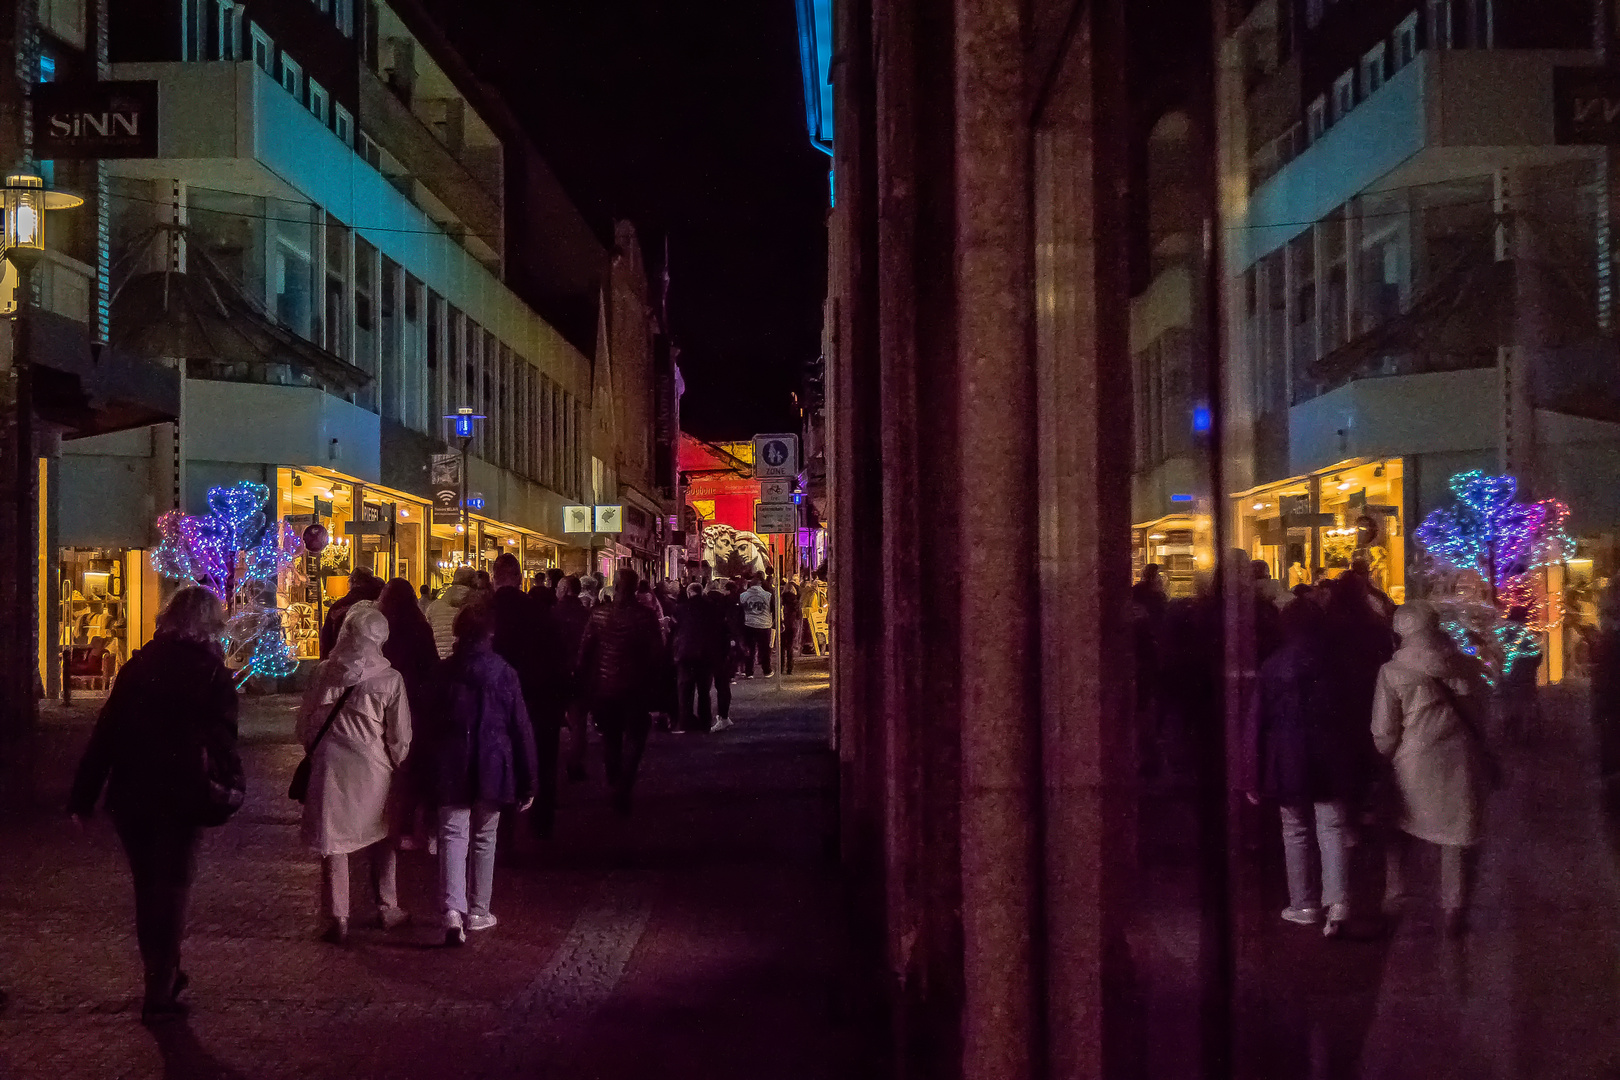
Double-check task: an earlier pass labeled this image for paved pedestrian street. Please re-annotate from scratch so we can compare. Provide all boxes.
[0,663,865,1080]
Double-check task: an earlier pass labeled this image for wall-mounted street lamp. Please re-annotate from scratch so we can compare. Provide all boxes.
[3,174,83,271]
[443,406,485,562]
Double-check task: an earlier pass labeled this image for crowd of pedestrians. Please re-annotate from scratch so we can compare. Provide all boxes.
[1135,553,1511,941]
[66,557,817,1023]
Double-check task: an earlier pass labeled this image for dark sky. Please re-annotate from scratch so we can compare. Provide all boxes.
[422,0,830,441]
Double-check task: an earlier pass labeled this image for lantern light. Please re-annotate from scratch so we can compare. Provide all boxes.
[2,174,82,268]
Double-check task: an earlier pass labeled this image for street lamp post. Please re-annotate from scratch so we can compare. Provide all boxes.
[0,174,82,726]
[444,407,484,565]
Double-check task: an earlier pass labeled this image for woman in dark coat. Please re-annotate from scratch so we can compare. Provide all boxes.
[377,577,442,849]
[1242,598,1370,937]
[69,586,238,1023]
[426,601,539,946]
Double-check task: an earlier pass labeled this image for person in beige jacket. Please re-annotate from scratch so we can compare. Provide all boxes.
[1371,600,1494,936]
[298,602,412,943]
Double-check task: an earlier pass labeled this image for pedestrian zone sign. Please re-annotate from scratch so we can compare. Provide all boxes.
[753,433,798,480]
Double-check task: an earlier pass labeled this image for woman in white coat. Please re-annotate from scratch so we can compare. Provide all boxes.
[1371,601,1494,936]
[298,602,412,943]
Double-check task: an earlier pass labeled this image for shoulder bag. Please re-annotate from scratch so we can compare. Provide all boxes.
[1431,676,1505,790]
[288,685,358,803]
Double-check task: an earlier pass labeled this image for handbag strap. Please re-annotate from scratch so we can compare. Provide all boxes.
[1430,676,1488,748]
[308,685,358,755]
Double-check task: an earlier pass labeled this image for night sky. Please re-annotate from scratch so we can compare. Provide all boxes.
[423,0,830,441]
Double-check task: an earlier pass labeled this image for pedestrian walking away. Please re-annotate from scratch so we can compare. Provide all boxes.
[780,579,802,676]
[1241,599,1371,937]
[489,553,554,838]
[576,569,666,814]
[297,602,413,945]
[376,578,441,853]
[548,574,593,783]
[426,565,480,659]
[425,601,538,946]
[739,572,775,677]
[708,579,742,726]
[68,586,243,1024]
[673,581,730,733]
[1372,600,1497,936]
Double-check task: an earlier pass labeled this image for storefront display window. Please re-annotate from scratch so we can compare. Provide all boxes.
[59,548,136,691]
[1236,457,1406,602]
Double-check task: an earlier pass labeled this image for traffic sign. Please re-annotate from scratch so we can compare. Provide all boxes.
[759,478,794,504]
[753,433,798,480]
[754,502,797,535]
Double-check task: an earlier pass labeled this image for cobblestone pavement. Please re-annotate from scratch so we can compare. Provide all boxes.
[0,662,863,1079]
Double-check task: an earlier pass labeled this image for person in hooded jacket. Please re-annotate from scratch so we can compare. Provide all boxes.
[426,601,538,945]
[319,566,384,658]
[298,602,412,944]
[376,578,440,851]
[70,586,238,1024]
[1242,599,1370,937]
[1372,601,1494,936]
[427,565,478,658]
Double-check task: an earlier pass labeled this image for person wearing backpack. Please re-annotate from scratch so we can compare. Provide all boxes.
[1372,600,1496,937]
[69,586,243,1025]
[296,602,413,945]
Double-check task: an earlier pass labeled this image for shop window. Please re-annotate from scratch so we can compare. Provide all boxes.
[325,213,349,360]
[190,187,267,311]
[60,549,129,689]
[271,198,315,341]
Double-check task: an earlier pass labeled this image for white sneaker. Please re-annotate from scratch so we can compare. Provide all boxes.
[1322,903,1351,938]
[709,717,731,733]
[467,912,498,932]
[444,911,466,947]
[1281,906,1323,926]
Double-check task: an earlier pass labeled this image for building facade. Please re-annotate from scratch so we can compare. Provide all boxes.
[20,0,666,694]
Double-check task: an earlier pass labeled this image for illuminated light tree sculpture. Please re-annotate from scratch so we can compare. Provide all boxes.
[1412,470,1573,683]
[151,482,305,684]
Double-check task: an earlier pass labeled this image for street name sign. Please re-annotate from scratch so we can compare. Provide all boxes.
[755,502,797,535]
[753,433,799,480]
[759,478,794,504]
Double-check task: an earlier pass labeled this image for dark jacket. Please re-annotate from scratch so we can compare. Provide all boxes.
[1244,635,1369,804]
[425,640,539,807]
[70,637,240,821]
[319,579,384,657]
[490,585,544,702]
[381,608,439,711]
[576,597,665,706]
[543,596,591,696]
[673,593,731,665]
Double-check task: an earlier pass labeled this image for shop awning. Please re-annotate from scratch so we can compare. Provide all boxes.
[110,254,371,395]
[30,307,180,439]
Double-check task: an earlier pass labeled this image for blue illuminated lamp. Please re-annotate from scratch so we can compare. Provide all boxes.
[446,406,485,440]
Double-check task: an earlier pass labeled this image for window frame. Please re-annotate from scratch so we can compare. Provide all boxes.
[1307,95,1327,142]
[308,78,329,126]
[280,53,304,102]
[1332,70,1356,122]
[250,23,274,75]
[333,104,353,148]
[1394,13,1419,69]
[1360,42,1387,100]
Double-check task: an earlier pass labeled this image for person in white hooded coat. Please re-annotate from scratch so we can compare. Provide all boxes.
[297,601,412,942]
[427,566,477,659]
[1371,600,1494,934]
